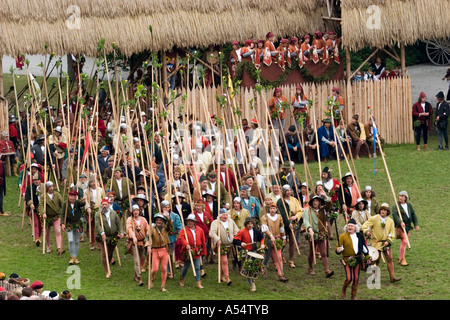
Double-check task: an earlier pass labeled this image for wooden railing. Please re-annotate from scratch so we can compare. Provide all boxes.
[167,76,413,144]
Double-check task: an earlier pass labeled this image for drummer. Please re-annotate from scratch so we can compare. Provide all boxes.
[335,218,369,300]
[233,217,266,292]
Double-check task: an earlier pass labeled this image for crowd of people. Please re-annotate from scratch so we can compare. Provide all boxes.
[0,30,435,301]
[0,89,420,300]
[123,30,342,91]
[0,273,86,300]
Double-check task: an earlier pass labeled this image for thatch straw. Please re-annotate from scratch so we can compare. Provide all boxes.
[0,1,330,56]
[342,0,450,51]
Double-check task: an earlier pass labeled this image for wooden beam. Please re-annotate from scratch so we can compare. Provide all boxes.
[349,48,379,80]
[322,17,342,21]
[381,47,401,63]
[0,55,3,97]
[346,49,351,82]
[400,43,406,74]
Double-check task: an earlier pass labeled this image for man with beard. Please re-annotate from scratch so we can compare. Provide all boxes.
[95,198,124,278]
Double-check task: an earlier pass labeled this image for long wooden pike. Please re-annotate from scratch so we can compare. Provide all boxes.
[376,135,410,249]
[330,111,349,222]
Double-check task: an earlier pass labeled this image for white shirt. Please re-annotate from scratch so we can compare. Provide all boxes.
[221,172,226,187]
[350,233,359,254]
[400,203,409,218]
[48,193,54,200]
[248,228,254,242]
[367,200,372,214]
[116,178,123,199]
[91,188,97,204]
[105,210,111,228]
[190,227,197,245]
[197,212,204,223]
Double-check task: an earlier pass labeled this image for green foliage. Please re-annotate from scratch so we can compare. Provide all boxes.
[234,60,339,90]
[97,38,106,52]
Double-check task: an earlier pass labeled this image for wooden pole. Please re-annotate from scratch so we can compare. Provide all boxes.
[346,49,351,82]
[376,136,410,248]
[400,44,406,75]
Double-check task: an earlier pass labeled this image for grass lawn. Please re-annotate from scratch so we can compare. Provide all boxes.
[0,134,449,301]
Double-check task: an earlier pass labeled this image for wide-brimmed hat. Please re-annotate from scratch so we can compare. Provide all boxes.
[355,197,368,208]
[341,172,353,182]
[436,91,445,99]
[233,197,242,203]
[133,194,149,204]
[30,163,42,172]
[172,192,185,199]
[205,190,216,199]
[379,203,391,215]
[399,190,409,199]
[160,200,170,208]
[301,182,311,191]
[308,195,325,207]
[281,162,291,169]
[154,213,167,221]
[244,217,255,226]
[185,214,197,222]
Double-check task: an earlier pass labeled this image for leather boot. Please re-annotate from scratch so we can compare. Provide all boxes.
[196,281,204,289]
[13,166,19,177]
[341,281,350,300]
[179,278,185,287]
[424,144,429,150]
[387,262,401,283]
[351,283,358,300]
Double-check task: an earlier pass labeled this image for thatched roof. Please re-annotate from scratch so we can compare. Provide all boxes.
[342,0,450,51]
[0,0,333,56]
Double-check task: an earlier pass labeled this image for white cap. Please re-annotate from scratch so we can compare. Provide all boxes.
[132,204,140,212]
[233,197,241,203]
[161,200,170,207]
[399,190,409,199]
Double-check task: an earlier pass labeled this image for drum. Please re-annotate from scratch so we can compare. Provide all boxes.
[367,246,379,261]
[239,251,264,280]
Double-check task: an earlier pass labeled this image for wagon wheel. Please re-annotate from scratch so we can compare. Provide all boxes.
[425,37,450,66]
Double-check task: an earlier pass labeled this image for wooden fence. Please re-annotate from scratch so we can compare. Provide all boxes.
[0,97,8,135]
[167,76,413,144]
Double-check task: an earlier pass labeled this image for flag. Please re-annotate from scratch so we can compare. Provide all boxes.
[82,131,90,164]
[371,117,378,175]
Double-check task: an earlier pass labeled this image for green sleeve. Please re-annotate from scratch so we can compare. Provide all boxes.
[391,203,401,227]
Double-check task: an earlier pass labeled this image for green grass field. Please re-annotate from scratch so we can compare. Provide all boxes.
[0,135,449,301]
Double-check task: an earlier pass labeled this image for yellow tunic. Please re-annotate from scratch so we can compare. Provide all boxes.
[362,214,395,251]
